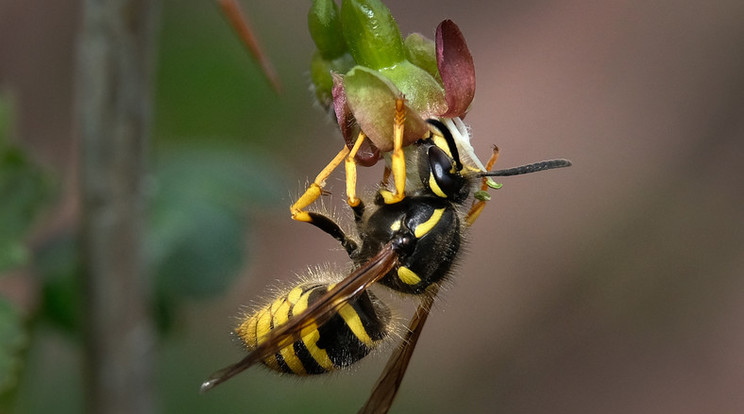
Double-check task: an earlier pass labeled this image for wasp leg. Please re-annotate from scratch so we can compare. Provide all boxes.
[359,284,439,414]
[380,165,392,188]
[345,132,367,208]
[380,99,407,205]
[290,146,351,222]
[304,212,358,257]
[465,146,500,227]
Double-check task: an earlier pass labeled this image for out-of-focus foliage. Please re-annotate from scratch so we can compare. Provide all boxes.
[0,298,26,400]
[23,0,291,340]
[30,143,285,336]
[35,234,81,334]
[0,96,52,273]
[0,93,46,410]
[154,1,288,148]
[148,145,283,330]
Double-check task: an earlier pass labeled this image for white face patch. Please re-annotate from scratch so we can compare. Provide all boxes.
[443,117,487,172]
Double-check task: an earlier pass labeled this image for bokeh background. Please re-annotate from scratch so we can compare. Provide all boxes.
[1,0,743,413]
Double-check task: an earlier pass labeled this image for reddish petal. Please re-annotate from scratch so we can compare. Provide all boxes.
[354,138,382,167]
[436,20,476,118]
[332,73,355,146]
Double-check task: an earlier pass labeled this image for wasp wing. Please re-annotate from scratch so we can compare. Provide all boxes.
[358,285,440,414]
[201,242,399,392]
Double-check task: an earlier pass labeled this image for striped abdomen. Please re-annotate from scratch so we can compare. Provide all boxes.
[235,282,391,375]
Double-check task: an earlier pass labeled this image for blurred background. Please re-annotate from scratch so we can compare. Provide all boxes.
[1,0,743,413]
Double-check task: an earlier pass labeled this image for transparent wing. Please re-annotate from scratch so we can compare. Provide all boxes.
[358,285,439,414]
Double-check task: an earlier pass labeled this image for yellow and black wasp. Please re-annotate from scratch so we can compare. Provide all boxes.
[201,100,571,413]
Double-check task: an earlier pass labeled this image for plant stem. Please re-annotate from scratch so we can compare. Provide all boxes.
[75,1,160,413]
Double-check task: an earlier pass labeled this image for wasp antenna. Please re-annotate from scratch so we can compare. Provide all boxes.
[482,159,572,177]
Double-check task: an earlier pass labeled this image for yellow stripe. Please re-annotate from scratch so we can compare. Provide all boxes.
[432,135,452,158]
[236,312,258,348]
[293,289,334,371]
[338,304,374,347]
[428,174,447,198]
[397,266,422,285]
[326,283,351,311]
[300,325,334,371]
[414,208,445,238]
[390,219,401,232]
[255,307,280,370]
[287,285,304,304]
[293,290,309,314]
[256,307,273,343]
[273,298,306,375]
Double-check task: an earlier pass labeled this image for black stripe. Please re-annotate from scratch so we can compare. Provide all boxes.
[292,337,327,375]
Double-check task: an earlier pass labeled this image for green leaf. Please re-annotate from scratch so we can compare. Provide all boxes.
[340,0,405,70]
[0,297,26,396]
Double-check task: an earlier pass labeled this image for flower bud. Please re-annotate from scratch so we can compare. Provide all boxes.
[404,33,441,83]
[340,0,405,70]
[308,0,347,59]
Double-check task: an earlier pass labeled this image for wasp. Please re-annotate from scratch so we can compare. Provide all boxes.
[200,100,571,413]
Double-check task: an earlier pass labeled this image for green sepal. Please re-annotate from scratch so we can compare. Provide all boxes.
[343,65,427,151]
[308,0,347,59]
[310,51,355,106]
[341,0,405,70]
[378,60,446,118]
[404,33,441,83]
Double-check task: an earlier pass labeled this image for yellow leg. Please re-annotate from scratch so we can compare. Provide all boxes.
[465,146,500,227]
[345,132,367,207]
[380,98,407,204]
[290,145,350,222]
[380,166,392,187]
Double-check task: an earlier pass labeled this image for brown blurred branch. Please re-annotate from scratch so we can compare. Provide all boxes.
[75,1,160,413]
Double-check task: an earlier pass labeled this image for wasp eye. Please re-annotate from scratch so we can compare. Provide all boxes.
[426,146,468,201]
